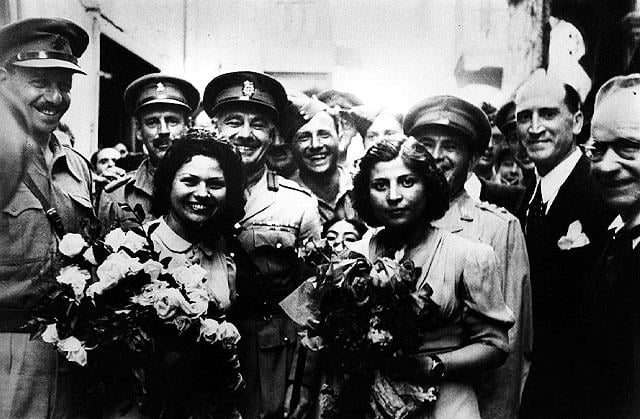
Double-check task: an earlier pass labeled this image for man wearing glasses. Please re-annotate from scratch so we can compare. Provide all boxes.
[515,69,615,418]
[578,74,640,418]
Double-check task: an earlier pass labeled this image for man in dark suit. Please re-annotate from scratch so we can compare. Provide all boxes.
[579,74,640,418]
[515,69,615,418]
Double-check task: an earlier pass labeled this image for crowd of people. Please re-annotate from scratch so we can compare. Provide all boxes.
[1,15,639,419]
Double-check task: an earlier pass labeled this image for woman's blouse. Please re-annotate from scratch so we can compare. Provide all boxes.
[354,225,514,354]
[146,218,235,310]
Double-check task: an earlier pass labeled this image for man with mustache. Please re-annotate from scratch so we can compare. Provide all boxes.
[578,74,640,417]
[515,69,614,418]
[203,71,321,419]
[404,95,532,419]
[0,18,96,417]
[98,73,199,226]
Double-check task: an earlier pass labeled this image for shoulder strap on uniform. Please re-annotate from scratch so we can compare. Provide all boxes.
[267,170,279,191]
[22,173,65,238]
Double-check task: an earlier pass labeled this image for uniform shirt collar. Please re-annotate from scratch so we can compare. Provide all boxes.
[49,133,85,182]
[464,172,482,202]
[534,148,581,211]
[134,159,155,196]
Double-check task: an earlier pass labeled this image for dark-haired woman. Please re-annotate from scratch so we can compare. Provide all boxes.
[350,137,514,418]
[148,129,246,310]
[322,217,368,254]
[106,129,246,418]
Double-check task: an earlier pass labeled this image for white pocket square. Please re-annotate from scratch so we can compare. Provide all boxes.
[557,220,590,250]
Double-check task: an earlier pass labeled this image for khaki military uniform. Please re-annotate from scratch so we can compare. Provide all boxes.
[232,170,321,419]
[97,158,156,227]
[290,166,357,224]
[0,135,97,417]
[432,191,532,419]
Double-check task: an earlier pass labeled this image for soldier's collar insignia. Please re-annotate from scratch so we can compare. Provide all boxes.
[242,80,255,98]
[156,82,165,92]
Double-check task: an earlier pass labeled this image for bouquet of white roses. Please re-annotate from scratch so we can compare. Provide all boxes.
[281,238,441,419]
[27,205,242,416]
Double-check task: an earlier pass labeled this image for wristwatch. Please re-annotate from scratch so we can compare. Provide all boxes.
[428,354,446,380]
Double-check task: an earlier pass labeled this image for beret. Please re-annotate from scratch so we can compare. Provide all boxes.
[0,18,88,74]
[495,101,516,136]
[403,95,491,153]
[124,73,200,116]
[279,94,330,143]
[202,71,287,118]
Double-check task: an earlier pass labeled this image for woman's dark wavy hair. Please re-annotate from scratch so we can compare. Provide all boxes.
[151,128,246,238]
[353,138,449,227]
[321,217,368,239]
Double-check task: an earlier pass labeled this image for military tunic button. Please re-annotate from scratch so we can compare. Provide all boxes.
[276,242,283,249]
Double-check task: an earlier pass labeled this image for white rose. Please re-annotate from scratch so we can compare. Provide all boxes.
[142,260,164,281]
[92,251,143,297]
[58,233,87,257]
[57,336,88,366]
[56,265,91,300]
[41,324,59,344]
[104,228,126,251]
[131,281,167,306]
[122,230,147,253]
[153,288,193,320]
[216,321,241,349]
[199,318,220,343]
[82,246,98,265]
[187,288,210,317]
[171,265,207,290]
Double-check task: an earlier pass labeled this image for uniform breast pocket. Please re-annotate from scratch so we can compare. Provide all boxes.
[251,224,297,250]
[0,189,52,263]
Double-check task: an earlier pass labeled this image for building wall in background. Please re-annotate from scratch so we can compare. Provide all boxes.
[8,0,534,157]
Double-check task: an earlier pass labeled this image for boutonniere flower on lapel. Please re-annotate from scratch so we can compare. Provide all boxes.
[557,220,590,250]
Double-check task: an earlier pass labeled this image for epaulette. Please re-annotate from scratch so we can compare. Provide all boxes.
[62,144,92,167]
[267,170,279,191]
[476,200,513,220]
[278,176,314,198]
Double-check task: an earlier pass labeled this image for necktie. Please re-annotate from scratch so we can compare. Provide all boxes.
[526,182,546,241]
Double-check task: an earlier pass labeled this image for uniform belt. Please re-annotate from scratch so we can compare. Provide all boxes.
[0,309,33,332]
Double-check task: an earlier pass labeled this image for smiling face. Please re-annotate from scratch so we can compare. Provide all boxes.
[214,104,275,177]
[369,156,427,229]
[590,98,640,220]
[136,104,188,167]
[166,155,227,238]
[292,111,339,177]
[0,66,72,143]
[515,77,583,176]
[412,125,474,198]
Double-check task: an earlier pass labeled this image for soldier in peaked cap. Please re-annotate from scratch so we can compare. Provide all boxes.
[98,73,199,228]
[0,17,99,418]
[405,95,532,419]
[405,95,526,214]
[204,71,321,419]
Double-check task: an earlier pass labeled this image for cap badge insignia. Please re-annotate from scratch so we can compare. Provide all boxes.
[50,35,67,51]
[156,82,166,92]
[242,80,255,98]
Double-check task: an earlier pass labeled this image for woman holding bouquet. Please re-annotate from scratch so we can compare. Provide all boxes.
[349,137,514,418]
[103,129,246,418]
